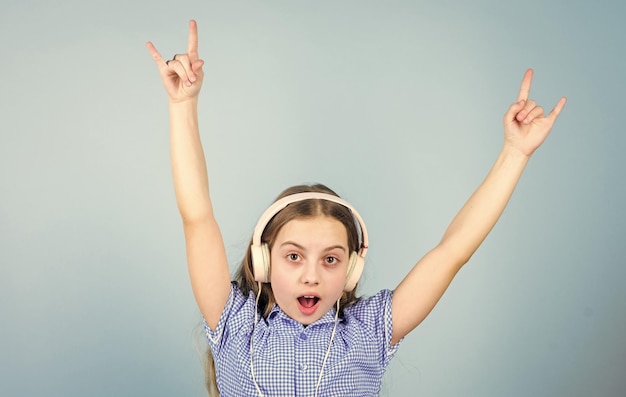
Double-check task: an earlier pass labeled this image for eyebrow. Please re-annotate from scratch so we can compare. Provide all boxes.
[279,241,347,253]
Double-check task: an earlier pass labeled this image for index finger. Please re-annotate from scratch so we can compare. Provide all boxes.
[187,19,199,61]
[517,68,534,102]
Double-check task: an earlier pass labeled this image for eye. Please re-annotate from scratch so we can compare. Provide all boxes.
[287,253,300,261]
[325,256,339,265]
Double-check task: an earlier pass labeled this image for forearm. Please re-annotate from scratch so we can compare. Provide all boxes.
[391,70,564,343]
[169,99,213,223]
[439,144,529,263]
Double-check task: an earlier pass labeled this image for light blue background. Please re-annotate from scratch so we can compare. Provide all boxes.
[1,1,624,396]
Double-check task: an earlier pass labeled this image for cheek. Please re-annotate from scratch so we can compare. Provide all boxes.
[269,262,290,292]
[326,268,348,290]
[326,278,347,304]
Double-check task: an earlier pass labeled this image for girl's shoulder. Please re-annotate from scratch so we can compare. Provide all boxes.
[340,289,401,367]
[346,289,394,317]
[203,281,256,343]
[342,289,395,332]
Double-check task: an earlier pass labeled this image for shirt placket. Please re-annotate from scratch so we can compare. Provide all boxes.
[294,328,316,396]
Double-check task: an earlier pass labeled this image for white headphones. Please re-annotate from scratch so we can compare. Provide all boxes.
[250,192,369,291]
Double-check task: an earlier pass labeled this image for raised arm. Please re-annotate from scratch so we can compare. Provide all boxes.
[391,69,567,345]
[147,20,230,329]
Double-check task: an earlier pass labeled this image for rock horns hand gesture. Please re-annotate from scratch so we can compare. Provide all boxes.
[146,20,204,102]
[503,69,567,156]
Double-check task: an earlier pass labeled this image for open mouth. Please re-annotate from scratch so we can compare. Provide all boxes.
[298,296,320,308]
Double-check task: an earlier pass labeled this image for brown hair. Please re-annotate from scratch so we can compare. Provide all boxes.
[203,183,363,395]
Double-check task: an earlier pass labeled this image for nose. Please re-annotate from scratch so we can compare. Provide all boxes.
[301,261,319,285]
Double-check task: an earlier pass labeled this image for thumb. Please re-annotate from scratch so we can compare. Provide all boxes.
[504,99,525,124]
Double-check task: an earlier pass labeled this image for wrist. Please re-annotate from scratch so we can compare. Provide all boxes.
[501,142,531,163]
[496,144,531,174]
[169,96,199,106]
[169,98,199,128]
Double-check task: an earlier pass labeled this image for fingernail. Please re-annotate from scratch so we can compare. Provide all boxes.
[186,81,192,87]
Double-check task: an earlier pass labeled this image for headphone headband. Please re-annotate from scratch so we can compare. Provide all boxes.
[252,192,368,249]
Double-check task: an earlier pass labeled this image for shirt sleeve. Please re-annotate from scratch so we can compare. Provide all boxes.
[346,289,403,367]
[203,282,254,353]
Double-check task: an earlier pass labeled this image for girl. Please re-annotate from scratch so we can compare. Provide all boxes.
[146,20,566,397]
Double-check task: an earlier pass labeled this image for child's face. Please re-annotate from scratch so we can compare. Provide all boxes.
[270,215,350,325]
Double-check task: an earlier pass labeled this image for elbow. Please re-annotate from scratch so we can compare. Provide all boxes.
[180,210,215,226]
[434,242,473,270]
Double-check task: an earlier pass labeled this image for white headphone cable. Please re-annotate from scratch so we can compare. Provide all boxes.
[314,299,340,397]
[250,282,264,397]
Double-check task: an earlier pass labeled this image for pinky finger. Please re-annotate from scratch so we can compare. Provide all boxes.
[146,41,167,68]
[548,97,567,121]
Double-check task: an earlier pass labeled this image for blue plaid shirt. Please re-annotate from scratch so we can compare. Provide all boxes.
[204,282,402,396]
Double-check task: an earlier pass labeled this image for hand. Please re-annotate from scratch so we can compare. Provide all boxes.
[503,69,567,156]
[146,20,204,103]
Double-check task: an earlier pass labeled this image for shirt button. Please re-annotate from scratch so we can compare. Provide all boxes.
[300,363,308,371]
[299,332,308,340]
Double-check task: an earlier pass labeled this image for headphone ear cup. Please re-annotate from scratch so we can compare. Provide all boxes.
[251,243,271,283]
[344,251,364,292]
